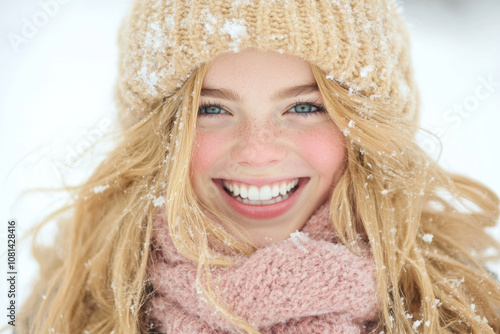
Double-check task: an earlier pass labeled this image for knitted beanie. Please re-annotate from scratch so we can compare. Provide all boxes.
[115,0,419,128]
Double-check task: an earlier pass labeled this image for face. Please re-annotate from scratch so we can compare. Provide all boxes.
[190,48,346,247]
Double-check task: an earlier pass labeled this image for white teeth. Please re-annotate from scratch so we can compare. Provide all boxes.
[280,183,287,196]
[223,178,299,202]
[248,186,259,200]
[239,185,248,199]
[259,185,273,201]
[272,184,280,197]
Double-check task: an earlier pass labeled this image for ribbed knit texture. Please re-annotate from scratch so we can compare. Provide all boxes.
[115,0,419,128]
[146,202,380,333]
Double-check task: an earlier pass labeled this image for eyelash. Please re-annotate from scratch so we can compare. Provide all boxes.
[198,100,326,118]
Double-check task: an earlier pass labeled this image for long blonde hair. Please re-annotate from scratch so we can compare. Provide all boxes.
[19,62,500,333]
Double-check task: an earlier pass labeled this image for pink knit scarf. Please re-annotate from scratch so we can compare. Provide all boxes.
[146,203,380,333]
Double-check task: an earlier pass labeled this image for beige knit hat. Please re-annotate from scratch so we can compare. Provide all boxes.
[115,0,419,127]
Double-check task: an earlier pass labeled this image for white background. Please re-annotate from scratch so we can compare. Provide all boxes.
[1,0,499,326]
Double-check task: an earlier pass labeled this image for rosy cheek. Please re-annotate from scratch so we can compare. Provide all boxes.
[191,130,227,176]
[292,125,346,178]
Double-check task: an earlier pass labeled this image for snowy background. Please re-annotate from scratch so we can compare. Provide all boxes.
[1,0,499,324]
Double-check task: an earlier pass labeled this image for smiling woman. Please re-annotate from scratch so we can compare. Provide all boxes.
[191,49,346,246]
[16,0,500,333]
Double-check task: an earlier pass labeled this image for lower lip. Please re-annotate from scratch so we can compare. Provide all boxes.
[214,178,309,220]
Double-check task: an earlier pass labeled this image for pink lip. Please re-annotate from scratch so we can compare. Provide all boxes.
[213,177,309,220]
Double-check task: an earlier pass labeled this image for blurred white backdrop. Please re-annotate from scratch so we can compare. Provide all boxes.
[1,0,499,323]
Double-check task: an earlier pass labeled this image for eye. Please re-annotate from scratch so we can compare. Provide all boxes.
[287,101,326,117]
[198,103,229,117]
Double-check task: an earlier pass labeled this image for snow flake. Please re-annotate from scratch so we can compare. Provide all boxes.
[289,230,309,242]
[153,196,165,207]
[223,238,234,247]
[204,11,217,35]
[448,277,464,288]
[422,233,434,243]
[195,277,208,303]
[266,34,286,41]
[138,61,160,96]
[360,65,374,78]
[144,21,168,51]
[93,184,109,194]
[412,320,422,329]
[483,246,498,257]
[221,19,248,50]
[348,119,356,128]
[289,230,310,253]
[232,0,253,7]
[425,320,430,327]
[164,15,175,30]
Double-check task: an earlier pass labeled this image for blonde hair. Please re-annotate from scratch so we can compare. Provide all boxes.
[19,62,500,333]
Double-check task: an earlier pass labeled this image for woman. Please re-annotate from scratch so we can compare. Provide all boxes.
[19,0,500,332]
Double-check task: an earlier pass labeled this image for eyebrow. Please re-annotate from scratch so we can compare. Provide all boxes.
[200,83,319,102]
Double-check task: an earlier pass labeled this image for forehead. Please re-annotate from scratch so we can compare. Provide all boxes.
[202,48,316,91]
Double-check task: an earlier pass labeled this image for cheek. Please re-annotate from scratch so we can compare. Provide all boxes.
[191,130,230,180]
[293,125,346,179]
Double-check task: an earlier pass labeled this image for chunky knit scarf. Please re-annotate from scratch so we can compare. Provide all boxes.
[146,203,380,333]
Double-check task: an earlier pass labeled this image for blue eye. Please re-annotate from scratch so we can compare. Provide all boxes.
[288,102,325,117]
[198,103,227,117]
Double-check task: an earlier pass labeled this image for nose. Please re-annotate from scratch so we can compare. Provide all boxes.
[231,122,286,168]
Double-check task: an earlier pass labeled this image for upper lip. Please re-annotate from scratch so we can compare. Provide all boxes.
[214,177,306,187]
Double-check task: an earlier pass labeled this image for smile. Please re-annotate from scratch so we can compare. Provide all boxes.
[213,177,309,220]
[222,178,299,205]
